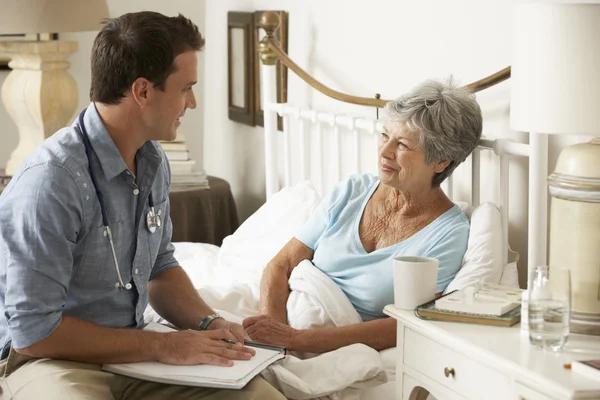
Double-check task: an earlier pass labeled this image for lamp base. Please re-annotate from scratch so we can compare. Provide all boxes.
[548,138,600,336]
[0,40,78,176]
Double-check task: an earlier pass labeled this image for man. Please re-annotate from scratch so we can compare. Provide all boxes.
[0,11,285,400]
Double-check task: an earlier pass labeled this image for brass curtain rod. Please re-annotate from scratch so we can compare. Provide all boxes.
[257,11,511,108]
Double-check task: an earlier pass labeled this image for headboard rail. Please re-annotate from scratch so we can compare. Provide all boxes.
[257,12,510,109]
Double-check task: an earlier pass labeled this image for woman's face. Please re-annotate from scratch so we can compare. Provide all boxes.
[378,121,447,193]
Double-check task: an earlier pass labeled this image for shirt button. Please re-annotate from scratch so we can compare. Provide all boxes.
[134,268,139,274]
[133,188,140,195]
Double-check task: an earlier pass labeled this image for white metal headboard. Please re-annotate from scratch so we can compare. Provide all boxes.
[260,62,548,287]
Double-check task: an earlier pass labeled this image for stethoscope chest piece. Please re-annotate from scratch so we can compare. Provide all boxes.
[146,207,162,234]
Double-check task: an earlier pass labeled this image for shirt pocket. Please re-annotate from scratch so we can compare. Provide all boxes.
[146,198,169,266]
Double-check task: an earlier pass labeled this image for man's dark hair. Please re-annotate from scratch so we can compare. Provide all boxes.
[90,11,205,104]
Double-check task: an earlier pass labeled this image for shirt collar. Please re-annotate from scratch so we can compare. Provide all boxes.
[79,102,161,181]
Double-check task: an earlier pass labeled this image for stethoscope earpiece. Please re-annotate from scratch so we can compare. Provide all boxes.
[77,108,160,293]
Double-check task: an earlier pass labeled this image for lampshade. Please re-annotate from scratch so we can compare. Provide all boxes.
[0,0,109,35]
[510,2,600,135]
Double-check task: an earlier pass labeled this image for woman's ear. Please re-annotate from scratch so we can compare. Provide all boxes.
[434,160,451,174]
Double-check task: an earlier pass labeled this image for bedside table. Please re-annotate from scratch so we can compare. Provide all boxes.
[384,305,600,400]
[168,176,239,245]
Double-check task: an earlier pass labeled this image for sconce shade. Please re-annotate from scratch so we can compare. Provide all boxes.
[510,3,600,135]
[0,0,109,34]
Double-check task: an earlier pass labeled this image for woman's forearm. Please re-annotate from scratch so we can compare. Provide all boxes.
[259,264,291,324]
[292,318,397,353]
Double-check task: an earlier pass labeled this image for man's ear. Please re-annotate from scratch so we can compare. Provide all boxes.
[434,160,451,174]
[131,78,151,106]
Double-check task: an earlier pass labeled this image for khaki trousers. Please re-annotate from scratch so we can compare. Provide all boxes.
[0,347,286,400]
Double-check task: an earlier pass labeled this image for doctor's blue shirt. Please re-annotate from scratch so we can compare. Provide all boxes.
[295,174,470,321]
[0,103,179,350]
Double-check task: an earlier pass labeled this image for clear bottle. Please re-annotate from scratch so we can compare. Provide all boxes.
[528,265,571,351]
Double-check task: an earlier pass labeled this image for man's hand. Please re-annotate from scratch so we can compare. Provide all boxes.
[208,318,250,343]
[158,329,255,366]
[242,315,299,348]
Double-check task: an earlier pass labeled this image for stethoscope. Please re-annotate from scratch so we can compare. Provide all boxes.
[76,109,162,291]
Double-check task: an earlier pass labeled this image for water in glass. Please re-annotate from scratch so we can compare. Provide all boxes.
[528,299,570,351]
[528,265,571,351]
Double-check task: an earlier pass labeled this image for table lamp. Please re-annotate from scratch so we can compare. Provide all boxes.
[0,0,109,176]
[510,2,600,335]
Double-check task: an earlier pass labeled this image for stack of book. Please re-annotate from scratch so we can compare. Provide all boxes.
[159,134,209,189]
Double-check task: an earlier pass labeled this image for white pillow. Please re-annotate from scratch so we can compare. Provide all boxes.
[217,181,322,283]
[498,248,520,288]
[445,202,505,293]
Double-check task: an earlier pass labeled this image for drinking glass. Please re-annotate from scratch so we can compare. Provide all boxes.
[528,265,571,351]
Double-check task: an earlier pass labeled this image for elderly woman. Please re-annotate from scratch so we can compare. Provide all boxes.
[243,79,482,354]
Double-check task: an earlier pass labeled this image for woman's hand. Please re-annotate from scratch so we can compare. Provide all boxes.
[208,318,251,343]
[242,315,300,348]
[158,329,255,366]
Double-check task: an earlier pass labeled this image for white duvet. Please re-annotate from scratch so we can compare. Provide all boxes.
[144,245,390,400]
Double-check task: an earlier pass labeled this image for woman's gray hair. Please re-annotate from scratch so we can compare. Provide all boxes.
[385,78,482,187]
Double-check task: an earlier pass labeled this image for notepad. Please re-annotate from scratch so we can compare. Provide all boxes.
[434,284,523,316]
[415,290,521,327]
[102,323,285,389]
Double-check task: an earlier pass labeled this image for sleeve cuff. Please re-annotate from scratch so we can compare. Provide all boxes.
[9,313,62,350]
[150,257,181,280]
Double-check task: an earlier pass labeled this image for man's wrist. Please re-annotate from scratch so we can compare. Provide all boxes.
[205,316,227,330]
[198,313,224,330]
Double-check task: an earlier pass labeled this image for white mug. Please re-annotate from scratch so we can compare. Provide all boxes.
[393,256,439,310]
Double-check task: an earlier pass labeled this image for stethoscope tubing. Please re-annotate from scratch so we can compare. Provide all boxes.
[76,109,159,291]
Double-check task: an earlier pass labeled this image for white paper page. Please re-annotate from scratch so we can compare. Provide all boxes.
[105,322,283,383]
[111,347,280,382]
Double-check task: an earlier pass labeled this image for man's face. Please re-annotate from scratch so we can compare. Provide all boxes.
[144,50,198,141]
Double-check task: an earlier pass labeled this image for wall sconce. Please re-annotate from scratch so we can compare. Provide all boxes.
[227,10,288,128]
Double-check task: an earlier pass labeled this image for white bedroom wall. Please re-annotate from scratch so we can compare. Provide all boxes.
[203,0,594,287]
[0,0,207,174]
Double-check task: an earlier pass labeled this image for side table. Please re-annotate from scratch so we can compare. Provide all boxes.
[384,305,600,400]
[168,176,239,246]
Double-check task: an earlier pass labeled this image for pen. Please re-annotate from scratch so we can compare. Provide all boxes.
[221,339,237,345]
